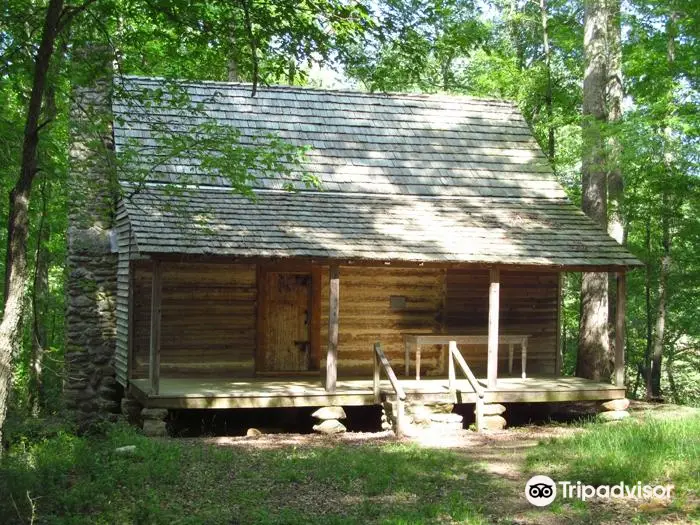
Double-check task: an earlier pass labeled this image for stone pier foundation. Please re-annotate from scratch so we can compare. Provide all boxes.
[312,406,347,434]
[141,408,169,437]
[480,403,507,430]
[120,391,143,426]
[598,398,630,421]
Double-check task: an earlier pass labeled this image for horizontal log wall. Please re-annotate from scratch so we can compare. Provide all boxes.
[321,267,445,376]
[445,269,558,375]
[131,262,257,377]
[127,261,558,380]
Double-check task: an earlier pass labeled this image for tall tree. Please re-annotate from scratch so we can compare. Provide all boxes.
[648,191,670,398]
[577,0,611,381]
[647,9,679,399]
[0,0,67,449]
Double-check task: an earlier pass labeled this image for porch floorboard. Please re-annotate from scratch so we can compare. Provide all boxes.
[129,376,625,409]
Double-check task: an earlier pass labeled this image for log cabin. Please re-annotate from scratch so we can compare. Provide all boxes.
[100,76,641,432]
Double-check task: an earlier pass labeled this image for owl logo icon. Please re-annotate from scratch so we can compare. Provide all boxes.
[525,475,557,506]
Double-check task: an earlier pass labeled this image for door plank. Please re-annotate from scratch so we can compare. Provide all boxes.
[264,272,312,372]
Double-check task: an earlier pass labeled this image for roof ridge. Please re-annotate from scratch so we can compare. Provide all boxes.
[117,74,516,106]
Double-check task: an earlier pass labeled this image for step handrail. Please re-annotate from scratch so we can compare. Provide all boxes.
[373,342,407,438]
[373,342,407,402]
[448,341,485,398]
[448,340,486,431]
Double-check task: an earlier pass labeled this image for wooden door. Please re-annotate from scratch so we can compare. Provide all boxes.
[263,272,312,372]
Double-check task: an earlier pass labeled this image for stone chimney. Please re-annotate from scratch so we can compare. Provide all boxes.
[64,48,120,429]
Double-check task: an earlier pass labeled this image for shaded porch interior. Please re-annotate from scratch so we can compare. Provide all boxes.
[128,262,564,379]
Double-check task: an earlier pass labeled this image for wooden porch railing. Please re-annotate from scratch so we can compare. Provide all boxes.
[373,342,406,437]
[448,341,485,431]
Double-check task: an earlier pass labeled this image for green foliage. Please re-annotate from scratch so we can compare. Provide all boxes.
[346,0,489,93]
[560,272,582,375]
[104,0,374,84]
[616,0,700,404]
[1,0,71,416]
[2,412,77,450]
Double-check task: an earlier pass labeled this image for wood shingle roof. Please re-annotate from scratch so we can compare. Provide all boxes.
[114,76,641,268]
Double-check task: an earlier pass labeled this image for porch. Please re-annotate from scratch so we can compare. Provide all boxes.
[129,375,626,410]
[124,260,629,422]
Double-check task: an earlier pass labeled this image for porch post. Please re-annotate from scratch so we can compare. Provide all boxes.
[555,272,563,376]
[614,271,626,386]
[326,264,340,393]
[487,267,500,389]
[149,259,163,395]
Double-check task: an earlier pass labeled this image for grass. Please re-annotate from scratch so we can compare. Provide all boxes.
[0,423,508,525]
[2,413,698,524]
[525,413,700,519]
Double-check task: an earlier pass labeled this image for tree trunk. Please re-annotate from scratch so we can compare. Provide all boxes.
[581,0,608,228]
[240,0,258,96]
[562,322,567,366]
[0,0,64,448]
[632,363,641,398]
[578,273,610,380]
[539,0,554,162]
[228,57,240,82]
[648,214,670,399]
[665,347,679,404]
[644,218,653,392]
[606,0,624,350]
[29,177,51,416]
[561,274,567,371]
[577,0,610,381]
[606,0,623,244]
[287,58,296,85]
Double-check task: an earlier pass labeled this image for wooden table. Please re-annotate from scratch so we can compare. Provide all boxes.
[403,334,530,381]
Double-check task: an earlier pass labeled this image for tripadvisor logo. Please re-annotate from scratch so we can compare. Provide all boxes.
[525,475,674,507]
[525,475,557,507]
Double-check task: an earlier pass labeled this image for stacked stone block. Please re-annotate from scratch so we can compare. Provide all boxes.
[312,406,347,434]
[382,399,463,437]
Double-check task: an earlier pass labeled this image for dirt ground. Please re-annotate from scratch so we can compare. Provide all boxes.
[190,401,698,524]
